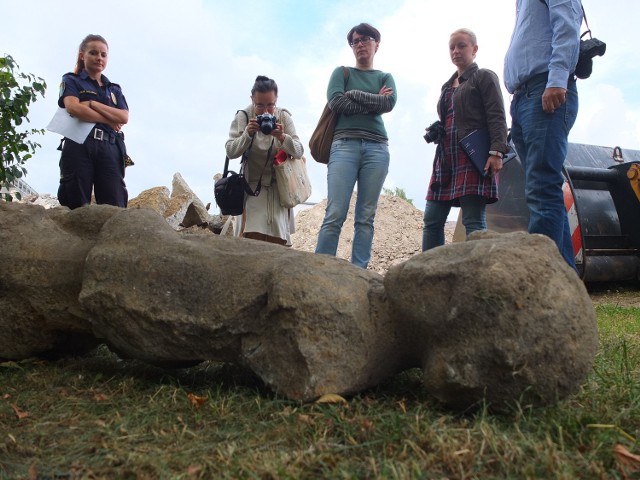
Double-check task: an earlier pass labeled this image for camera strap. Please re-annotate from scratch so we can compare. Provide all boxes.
[579,7,593,40]
[242,138,274,197]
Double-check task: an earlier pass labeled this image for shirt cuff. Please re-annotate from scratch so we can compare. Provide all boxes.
[547,69,572,89]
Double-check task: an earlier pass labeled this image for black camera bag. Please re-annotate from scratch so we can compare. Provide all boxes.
[214,140,270,216]
[214,164,248,216]
[574,33,606,79]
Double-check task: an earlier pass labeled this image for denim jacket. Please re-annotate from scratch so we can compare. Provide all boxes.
[437,63,508,154]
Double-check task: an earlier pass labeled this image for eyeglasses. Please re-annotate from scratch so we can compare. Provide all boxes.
[254,103,276,111]
[350,36,374,47]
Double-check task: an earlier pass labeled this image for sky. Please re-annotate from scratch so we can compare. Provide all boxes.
[2,0,639,216]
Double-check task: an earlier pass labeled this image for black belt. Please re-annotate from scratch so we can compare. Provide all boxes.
[90,127,119,144]
[514,72,576,95]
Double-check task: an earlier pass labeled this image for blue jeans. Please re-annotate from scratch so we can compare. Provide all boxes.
[315,138,390,268]
[509,74,578,269]
[422,196,486,251]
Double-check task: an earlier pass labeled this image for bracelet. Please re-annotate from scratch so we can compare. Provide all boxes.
[489,150,504,159]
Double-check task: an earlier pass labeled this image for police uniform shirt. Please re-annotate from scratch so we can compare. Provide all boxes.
[58,70,129,131]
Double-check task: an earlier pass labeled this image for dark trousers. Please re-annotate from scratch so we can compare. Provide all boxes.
[57,134,128,209]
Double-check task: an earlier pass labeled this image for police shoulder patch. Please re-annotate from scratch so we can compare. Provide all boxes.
[111,91,117,105]
[59,82,65,98]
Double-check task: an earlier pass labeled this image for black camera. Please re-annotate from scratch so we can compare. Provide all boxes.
[574,37,606,79]
[423,120,445,144]
[256,113,277,134]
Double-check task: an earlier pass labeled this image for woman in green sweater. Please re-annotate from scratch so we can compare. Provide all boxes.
[315,23,397,269]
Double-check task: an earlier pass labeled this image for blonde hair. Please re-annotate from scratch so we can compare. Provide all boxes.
[450,28,477,46]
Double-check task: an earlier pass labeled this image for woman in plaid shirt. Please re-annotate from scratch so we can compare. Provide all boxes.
[422,28,508,251]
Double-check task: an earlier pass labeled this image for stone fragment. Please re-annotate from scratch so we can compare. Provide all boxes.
[78,208,407,400]
[385,231,598,411]
[0,203,119,358]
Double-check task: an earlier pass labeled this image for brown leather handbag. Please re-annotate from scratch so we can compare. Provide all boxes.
[308,67,349,164]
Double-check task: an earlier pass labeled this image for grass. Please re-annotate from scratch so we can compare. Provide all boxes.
[1,305,639,479]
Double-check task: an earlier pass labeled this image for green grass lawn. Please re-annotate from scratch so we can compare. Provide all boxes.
[1,304,639,480]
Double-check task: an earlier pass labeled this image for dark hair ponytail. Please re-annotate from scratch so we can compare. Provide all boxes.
[74,34,108,74]
[251,75,278,96]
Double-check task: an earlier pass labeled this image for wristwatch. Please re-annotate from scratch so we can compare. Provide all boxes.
[489,150,504,159]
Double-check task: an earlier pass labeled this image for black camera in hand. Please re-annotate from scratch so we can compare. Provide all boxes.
[256,113,277,134]
[423,120,445,144]
[575,36,606,79]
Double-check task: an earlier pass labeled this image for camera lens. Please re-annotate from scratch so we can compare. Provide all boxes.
[258,114,276,134]
[423,121,443,144]
[260,124,273,134]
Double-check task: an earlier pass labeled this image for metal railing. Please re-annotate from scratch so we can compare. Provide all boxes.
[0,177,38,197]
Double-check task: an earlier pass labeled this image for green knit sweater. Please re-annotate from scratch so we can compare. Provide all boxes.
[327,66,397,142]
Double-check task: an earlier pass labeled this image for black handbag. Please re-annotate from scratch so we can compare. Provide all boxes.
[214,159,248,216]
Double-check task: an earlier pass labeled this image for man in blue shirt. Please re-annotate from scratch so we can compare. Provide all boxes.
[504,0,582,269]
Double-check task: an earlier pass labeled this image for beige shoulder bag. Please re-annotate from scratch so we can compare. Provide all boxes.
[274,112,312,208]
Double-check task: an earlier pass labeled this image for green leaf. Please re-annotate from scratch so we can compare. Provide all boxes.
[0,54,46,184]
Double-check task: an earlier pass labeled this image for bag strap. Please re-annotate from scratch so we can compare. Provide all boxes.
[276,111,288,160]
[244,138,274,197]
[222,136,254,176]
[221,156,232,176]
[222,110,251,177]
[234,109,274,196]
[342,65,349,89]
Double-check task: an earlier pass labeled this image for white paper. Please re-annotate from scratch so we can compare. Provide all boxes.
[46,108,95,144]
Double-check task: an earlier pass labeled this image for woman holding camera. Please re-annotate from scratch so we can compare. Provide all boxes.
[225,75,304,245]
[422,28,508,251]
[315,23,397,269]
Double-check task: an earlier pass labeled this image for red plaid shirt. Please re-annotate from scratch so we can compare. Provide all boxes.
[426,87,498,205]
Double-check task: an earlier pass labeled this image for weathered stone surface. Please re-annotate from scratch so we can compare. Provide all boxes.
[169,172,209,228]
[127,186,171,216]
[128,174,210,230]
[1,203,599,409]
[78,208,407,400]
[0,203,119,358]
[384,230,599,411]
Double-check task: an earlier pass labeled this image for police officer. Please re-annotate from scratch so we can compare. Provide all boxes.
[57,34,129,209]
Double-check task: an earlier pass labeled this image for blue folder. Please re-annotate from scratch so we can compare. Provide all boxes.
[459,127,491,176]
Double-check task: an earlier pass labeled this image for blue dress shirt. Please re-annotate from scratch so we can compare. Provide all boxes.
[504,0,582,93]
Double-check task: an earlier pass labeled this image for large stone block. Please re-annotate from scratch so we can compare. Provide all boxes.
[385,231,598,411]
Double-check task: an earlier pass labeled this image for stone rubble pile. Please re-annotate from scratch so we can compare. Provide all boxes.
[291,194,439,275]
